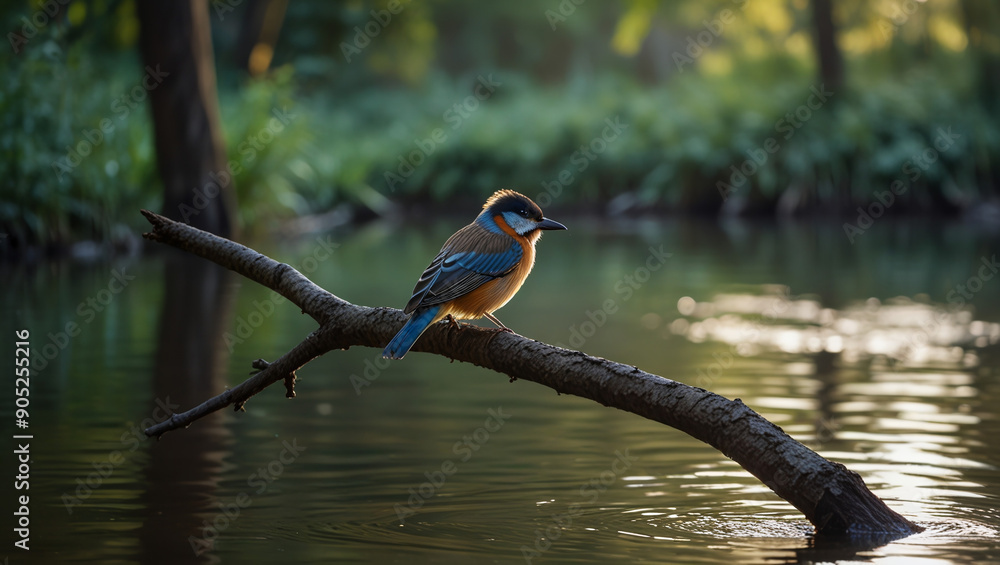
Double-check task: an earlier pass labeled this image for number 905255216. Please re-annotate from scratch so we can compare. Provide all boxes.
[15,329,30,428]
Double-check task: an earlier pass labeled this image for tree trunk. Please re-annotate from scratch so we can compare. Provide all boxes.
[959,0,1000,193]
[137,210,923,538]
[960,0,1000,113]
[234,0,288,76]
[811,0,843,93]
[137,0,236,237]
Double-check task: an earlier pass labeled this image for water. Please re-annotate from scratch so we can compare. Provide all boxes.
[2,218,999,564]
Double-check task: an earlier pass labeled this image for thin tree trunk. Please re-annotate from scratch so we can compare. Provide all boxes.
[137,0,236,237]
[811,0,843,93]
[960,1,1000,112]
[959,0,1000,192]
[234,0,289,76]
[138,210,922,538]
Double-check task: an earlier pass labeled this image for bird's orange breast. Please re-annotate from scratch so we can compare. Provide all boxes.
[444,215,538,320]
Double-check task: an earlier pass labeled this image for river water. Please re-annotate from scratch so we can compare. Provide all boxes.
[1,218,998,564]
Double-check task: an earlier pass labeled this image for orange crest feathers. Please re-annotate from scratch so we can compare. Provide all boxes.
[484,189,529,210]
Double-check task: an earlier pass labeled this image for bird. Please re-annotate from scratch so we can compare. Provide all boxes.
[382,189,567,359]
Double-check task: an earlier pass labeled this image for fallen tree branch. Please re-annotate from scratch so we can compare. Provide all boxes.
[140,210,922,538]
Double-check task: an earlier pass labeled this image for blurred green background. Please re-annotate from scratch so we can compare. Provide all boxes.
[2,0,999,248]
[4,3,1000,561]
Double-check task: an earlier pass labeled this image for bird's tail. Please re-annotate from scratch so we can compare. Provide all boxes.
[383,305,443,359]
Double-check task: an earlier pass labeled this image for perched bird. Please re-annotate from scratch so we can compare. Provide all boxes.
[382,189,567,359]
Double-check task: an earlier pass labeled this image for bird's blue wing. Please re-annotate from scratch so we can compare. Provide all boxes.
[404,241,522,313]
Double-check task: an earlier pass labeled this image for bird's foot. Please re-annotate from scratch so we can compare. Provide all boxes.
[483,312,511,332]
[445,314,461,330]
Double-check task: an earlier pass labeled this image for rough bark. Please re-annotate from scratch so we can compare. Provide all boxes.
[139,210,922,538]
[137,0,236,236]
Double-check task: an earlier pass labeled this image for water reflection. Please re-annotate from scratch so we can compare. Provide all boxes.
[663,285,1000,562]
[4,219,1000,564]
[139,250,236,562]
[672,289,997,369]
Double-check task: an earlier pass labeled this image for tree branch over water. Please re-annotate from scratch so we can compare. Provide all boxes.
[140,209,922,538]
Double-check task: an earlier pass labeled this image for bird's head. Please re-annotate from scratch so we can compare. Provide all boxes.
[479,189,567,237]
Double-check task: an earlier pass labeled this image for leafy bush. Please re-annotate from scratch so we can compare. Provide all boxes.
[289,63,997,214]
[3,9,996,247]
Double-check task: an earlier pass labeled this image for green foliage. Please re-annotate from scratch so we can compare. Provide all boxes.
[217,66,316,229]
[4,0,999,246]
[0,32,155,245]
[277,59,996,213]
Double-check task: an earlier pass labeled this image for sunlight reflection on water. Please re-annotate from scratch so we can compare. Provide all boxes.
[659,286,1000,562]
[7,221,1000,564]
[672,289,998,369]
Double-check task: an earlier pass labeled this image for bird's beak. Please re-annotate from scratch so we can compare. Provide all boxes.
[536,217,567,231]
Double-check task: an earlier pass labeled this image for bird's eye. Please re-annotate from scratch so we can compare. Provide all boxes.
[518,208,529,217]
